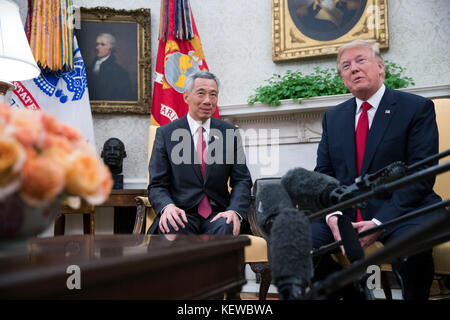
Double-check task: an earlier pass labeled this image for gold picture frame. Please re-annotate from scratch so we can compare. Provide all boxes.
[75,7,151,114]
[272,0,389,61]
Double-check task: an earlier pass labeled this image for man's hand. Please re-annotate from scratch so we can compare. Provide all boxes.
[159,204,188,233]
[352,220,382,250]
[210,210,241,235]
[327,215,345,255]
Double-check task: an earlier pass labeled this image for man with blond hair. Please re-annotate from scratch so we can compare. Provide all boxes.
[313,39,442,300]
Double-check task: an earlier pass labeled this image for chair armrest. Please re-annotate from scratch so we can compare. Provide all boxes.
[133,196,151,234]
[249,177,283,238]
[136,196,151,207]
[248,195,264,237]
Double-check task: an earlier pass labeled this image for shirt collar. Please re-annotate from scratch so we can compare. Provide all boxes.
[187,113,211,136]
[96,55,110,65]
[355,84,385,114]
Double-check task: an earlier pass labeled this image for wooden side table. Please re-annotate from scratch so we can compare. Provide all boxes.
[97,189,147,207]
[54,189,147,235]
[54,201,95,235]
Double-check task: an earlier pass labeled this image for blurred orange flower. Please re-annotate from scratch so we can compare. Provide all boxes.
[20,155,65,206]
[0,137,26,198]
[0,104,112,207]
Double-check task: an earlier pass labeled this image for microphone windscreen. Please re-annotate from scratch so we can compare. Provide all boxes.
[255,179,293,238]
[281,167,340,212]
[270,208,313,288]
[337,215,364,263]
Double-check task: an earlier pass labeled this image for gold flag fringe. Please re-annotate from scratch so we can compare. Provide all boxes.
[159,0,194,41]
[29,0,74,72]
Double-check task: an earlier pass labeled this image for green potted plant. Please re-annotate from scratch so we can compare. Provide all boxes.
[248,61,415,106]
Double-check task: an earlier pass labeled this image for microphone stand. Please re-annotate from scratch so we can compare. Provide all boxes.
[264,152,450,300]
[307,160,450,221]
[406,148,450,172]
[327,149,450,205]
[305,154,450,299]
[312,199,450,257]
[309,210,450,300]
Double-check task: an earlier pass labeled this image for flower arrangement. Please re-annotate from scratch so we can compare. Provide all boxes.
[0,104,112,208]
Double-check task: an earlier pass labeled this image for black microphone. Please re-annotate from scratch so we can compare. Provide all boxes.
[357,161,406,188]
[337,215,365,263]
[255,179,293,238]
[270,208,313,300]
[281,167,340,212]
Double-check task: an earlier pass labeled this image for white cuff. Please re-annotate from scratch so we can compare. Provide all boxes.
[233,210,243,222]
[326,212,382,226]
[371,218,382,226]
[325,211,343,225]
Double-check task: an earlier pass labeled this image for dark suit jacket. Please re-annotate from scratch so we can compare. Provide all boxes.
[87,55,133,101]
[147,115,253,234]
[315,87,441,225]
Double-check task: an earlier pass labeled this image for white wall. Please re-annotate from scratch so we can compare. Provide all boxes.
[81,0,450,181]
[12,0,450,235]
[14,0,450,181]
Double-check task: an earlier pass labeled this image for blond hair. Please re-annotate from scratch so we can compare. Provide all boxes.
[336,39,385,78]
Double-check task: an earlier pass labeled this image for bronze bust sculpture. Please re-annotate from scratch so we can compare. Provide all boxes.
[101,138,126,189]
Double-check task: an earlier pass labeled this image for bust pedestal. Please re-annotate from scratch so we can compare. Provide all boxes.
[112,174,123,190]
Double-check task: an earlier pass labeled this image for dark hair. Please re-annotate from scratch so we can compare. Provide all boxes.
[184,70,220,94]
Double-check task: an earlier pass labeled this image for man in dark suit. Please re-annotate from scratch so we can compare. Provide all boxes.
[148,71,252,236]
[314,39,442,300]
[86,33,133,101]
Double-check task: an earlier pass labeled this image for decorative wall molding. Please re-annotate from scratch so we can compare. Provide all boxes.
[127,85,450,188]
[124,178,147,189]
[220,85,450,147]
[220,85,450,119]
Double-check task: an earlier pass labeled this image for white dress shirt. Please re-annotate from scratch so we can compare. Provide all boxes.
[187,113,210,152]
[326,84,386,226]
[93,55,110,73]
[354,84,385,130]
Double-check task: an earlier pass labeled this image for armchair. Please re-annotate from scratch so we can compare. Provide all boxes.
[431,98,450,296]
[333,98,450,299]
[132,126,272,300]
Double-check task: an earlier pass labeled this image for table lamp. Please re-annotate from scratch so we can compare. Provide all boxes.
[0,0,40,104]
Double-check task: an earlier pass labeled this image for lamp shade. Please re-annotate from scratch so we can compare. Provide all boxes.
[0,0,40,82]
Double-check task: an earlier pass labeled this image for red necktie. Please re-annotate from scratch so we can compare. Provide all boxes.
[355,102,372,222]
[197,126,212,218]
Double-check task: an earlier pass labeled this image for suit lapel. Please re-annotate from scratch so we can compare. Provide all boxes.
[341,99,358,178]
[360,88,397,175]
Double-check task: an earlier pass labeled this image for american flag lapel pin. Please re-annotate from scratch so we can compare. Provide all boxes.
[209,135,219,143]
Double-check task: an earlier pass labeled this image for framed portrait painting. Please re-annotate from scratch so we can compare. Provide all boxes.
[75,7,151,114]
[272,0,389,61]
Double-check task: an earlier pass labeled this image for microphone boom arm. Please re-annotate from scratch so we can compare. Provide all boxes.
[328,149,450,207]
[311,209,450,299]
[308,160,450,221]
[312,199,450,257]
